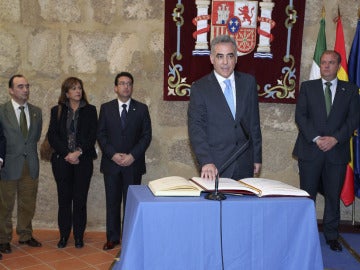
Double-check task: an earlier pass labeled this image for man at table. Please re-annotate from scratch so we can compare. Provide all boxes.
[293,50,360,252]
[188,34,262,180]
[97,72,152,250]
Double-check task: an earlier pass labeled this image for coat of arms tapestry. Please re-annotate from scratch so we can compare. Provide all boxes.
[164,0,306,103]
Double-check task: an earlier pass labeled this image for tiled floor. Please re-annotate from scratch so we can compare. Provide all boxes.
[0,230,120,270]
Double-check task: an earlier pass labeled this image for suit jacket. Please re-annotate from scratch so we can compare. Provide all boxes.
[188,71,262,177]
[47,103,98,160]
[0,122,6,167]
[97,98,152,175]
[0,101,42,180]
[293,79,360,164]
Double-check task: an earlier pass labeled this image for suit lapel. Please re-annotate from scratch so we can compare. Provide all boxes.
[209,72,235,121]
[234,72,247,121]
[28,104,40,138]
[109,100,121,125]
[331,80,348,116]
[127,100,136,121]
[312,79,328,118]
[4,102,20,131]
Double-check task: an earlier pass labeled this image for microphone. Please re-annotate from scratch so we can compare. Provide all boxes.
[205,121,250,201]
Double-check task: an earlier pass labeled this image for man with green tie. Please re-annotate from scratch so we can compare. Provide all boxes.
[293,50,360,252]
[0,75,43,255]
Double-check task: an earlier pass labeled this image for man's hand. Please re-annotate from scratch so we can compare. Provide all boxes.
[316,136,338,152]
[111,153,123,166]
[64,152,80,165]
[119,153,135,167]
[112,153,135,166]
[201,163,218,181]
[254,163,261,177]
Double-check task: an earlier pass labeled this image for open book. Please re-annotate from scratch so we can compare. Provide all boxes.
[191,177,310,197]
[148,176,203,196]
[148,176,309,197]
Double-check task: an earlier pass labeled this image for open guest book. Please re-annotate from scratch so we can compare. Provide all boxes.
[148,176,203,196]
[147,176,310,197]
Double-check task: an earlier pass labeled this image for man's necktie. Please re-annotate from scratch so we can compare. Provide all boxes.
[121,104,127,128]
[224,79,235,119]
[324,81,332,116]
[19,106,28,138]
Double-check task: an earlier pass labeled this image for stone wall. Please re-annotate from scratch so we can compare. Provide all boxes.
[0,0,359,230]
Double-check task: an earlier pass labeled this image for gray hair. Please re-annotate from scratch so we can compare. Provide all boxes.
[210,35,237,55]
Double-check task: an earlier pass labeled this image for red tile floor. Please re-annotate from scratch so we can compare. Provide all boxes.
[0,230,120,270]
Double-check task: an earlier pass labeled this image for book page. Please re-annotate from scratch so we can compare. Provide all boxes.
[239,178,309,197]
[191,177,309,197]
[191,177,260,195]
[148,176,202,196]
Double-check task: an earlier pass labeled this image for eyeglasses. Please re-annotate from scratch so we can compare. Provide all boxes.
[118,81,133,87]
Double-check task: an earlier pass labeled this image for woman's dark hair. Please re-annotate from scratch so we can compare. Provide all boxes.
[58,77,89,105]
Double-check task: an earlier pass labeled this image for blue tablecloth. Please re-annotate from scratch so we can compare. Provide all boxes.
[114,185,323,270]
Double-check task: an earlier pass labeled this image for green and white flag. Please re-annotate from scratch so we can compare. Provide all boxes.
[309,12,327,80]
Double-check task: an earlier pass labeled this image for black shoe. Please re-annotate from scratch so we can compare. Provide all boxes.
[326,239,343,252]
[57,237,68,248]
[0,243,11,253]
[19,237,42,247]
[75,238,84,248]
[103,240,120,250]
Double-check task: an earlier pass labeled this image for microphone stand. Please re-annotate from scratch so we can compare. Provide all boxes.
[205,173,227,200]
[205,139,250,201]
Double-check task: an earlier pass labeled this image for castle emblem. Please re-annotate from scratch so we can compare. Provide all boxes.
[193,0,275,58]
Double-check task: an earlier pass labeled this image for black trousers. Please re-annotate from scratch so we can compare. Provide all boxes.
[51,155,93,240]
[103,166,141,242]
[298,155,346,241]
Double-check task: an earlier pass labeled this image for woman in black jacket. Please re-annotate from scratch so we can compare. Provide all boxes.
[48,77,97,248]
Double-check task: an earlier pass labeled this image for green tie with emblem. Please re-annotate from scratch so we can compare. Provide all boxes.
[324,82,332,116]
[19,106,28,138]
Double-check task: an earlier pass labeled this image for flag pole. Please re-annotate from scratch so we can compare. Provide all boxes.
[352,203,355,225]
[350,7,360,227]
[353,7,360,227]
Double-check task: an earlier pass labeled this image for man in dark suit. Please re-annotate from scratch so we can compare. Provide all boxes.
[0,75,43,255]
[0,122,6,167]
[188,35,262,181]
[0,123,6,260]
[0,123,6,170]
[97,71,152,250]
[293,50,360,252]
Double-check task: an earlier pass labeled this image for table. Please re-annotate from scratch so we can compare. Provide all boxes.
[114,185,323,270]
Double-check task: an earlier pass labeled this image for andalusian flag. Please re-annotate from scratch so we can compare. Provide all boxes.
[348,18,360,199]
[335,14,354,206]
[309,8,326,80]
